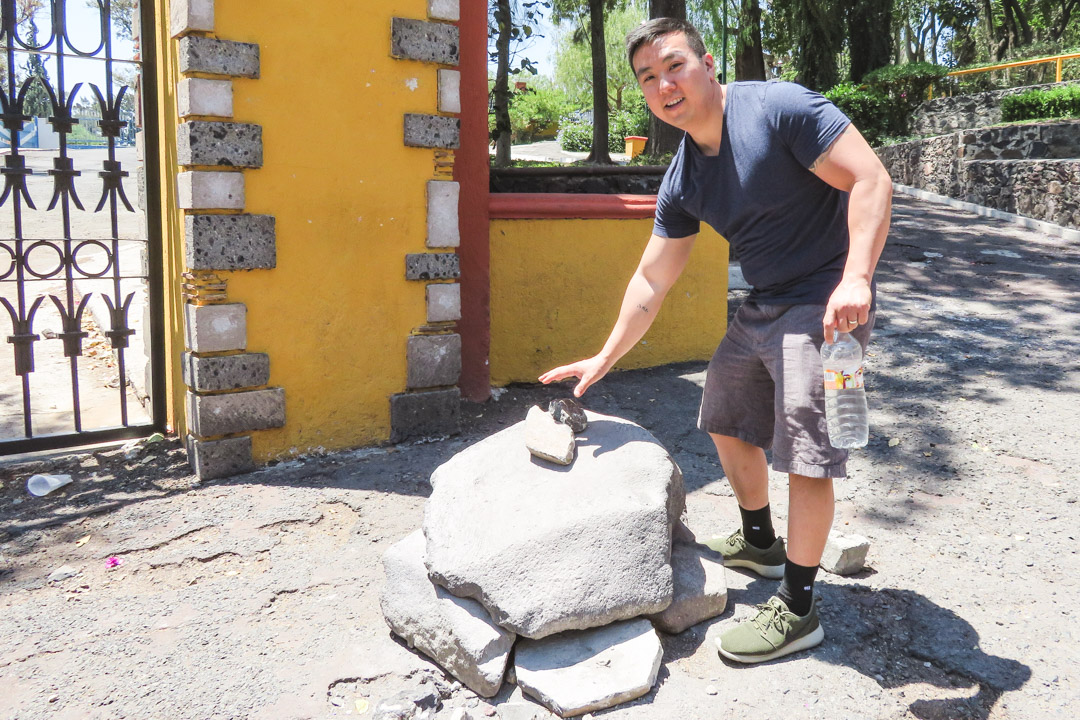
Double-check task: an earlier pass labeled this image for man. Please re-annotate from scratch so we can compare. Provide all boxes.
[539,18,891,664]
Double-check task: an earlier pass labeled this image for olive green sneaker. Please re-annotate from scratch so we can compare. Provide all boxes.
[717,596,824,664]
[703,529,786,579]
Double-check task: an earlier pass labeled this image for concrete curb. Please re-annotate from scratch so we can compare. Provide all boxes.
[892,183,1080,244]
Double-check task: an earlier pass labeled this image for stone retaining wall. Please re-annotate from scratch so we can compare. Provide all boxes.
[913,80,1080,135]
[877,120,1080,231]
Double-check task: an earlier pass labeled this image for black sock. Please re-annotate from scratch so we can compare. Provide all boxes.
[739,504,776,549]
[777,560,819,616]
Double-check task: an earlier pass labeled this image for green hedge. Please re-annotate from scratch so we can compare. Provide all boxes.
[823,82,889,146]
[559,97,649,154]
[861,62,951,136]
[1001,84,1080,122]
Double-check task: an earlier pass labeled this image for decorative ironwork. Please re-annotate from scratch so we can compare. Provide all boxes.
[1,0,164,452]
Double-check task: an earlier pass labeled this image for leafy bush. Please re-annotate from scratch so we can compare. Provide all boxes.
[824,82,889,146]
[1001,84,1080,122]
[509,88,574,143]
[862,62,951,135]
[558,96,650,154]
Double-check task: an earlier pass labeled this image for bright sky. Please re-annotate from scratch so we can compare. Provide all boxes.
[8,1,138,100]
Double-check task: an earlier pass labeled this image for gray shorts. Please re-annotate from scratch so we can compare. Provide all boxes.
[697,301,875,479]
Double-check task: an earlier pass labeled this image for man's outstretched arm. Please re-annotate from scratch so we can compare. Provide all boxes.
[810,124,893,339]
[539,232,697,397]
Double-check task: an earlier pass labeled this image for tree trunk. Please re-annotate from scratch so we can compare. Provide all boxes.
[492,0,513,167]
[848,0,893,83]
[643,0,686,157]
[735,0,766,81]
[586,0,612,164]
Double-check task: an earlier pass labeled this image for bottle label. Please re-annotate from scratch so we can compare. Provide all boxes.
[824,366,864,390]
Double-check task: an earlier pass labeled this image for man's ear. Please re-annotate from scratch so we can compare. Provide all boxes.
[703,53,715,74]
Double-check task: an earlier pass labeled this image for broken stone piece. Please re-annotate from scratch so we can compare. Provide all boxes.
[47,565,79,583]
[380,530,515,697]
[425,410,683,639]
[646,540,728,634]
[820,533,870,575]
[514,618,663,717]
[524,405,575,465]
[547,398,587,433]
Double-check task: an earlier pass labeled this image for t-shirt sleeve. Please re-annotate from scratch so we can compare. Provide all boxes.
[652,161,700,239]
[765,82,851,169]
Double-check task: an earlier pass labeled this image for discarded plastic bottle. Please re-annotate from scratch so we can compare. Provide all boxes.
[821,331,868,449]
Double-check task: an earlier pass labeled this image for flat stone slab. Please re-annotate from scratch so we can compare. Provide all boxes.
[524,405,574,465]
[514,619,663,717]
[380,530,515,697]
[646,540,728,634]
[820,533,870,575]
[424,410,684,639]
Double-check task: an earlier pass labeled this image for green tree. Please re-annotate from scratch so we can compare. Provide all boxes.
[553,0,633,163]
[848,0,895,81]
[490,0,551,167]
[19,0,52,119]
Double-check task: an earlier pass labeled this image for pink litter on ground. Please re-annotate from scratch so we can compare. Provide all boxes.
[106,557,124,568]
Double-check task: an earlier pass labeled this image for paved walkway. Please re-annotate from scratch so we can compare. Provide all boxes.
[1,193,1077,719]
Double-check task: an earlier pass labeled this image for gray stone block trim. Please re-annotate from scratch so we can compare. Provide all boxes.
[187,387,286,437]
[438,69,461,114]
[185,214,276,270]
[186,433,255,480]
[178,36,260,78]
[406,253,460,280]
[178,78,234,118]
[391,18,460,66]
[390,388,461,443]
[428,0,460,22]
[404,114,460,149]
[177,171,244,210]
[407,333,461,389]
[185,302,247,353]
[427,180,460,247]
[182,352,271,392]
[178,121,263,168]
[426,283,461,322]
[170,0,214,37]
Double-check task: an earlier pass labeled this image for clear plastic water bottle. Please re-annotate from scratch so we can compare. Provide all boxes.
[820,331,868,449]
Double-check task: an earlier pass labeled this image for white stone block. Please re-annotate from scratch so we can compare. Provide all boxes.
[820,533,870,575]
[438,69,461,114]
[177,78,234,118]
[185,303,247,353]
[426,283,461,323]
[177,171,244,210]
[427,180,460,248]
[428,0,460,22]
[170,0,214,37]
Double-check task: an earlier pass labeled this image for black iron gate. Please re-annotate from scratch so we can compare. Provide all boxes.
[0,0,163,454]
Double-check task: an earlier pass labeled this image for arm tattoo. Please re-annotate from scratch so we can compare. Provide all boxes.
[809,125,854,172]
[637,303,650,313]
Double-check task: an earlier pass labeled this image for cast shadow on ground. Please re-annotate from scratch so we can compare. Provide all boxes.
[712,583,1031,720]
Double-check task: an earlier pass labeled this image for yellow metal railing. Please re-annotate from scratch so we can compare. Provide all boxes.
[930,51,1080,99]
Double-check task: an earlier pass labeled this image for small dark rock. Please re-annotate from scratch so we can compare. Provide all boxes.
[547,398,587,433]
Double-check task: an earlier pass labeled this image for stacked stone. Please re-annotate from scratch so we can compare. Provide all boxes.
[171,0,284,479]
[389,1,466,443]
[380,409,729,717]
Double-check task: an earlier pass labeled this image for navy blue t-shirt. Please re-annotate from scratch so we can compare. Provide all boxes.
[653,81,852,305]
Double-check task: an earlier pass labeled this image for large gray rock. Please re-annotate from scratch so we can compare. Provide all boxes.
[524,405,575,465]
[646,540,728,634]
[514,619,663,717]
[380,531,515,697]
[424,410,684,639]
[820,533,870,575]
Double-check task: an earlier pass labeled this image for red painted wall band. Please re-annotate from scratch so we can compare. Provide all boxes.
[489,193,658,219]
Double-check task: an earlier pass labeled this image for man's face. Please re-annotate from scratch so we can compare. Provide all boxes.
[632,32,715,131]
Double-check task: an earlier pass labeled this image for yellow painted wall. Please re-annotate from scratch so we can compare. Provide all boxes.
[208,0,434,458]
[151,1,187,435]
[490,219,729,385]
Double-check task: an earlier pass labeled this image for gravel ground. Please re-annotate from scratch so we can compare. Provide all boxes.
[0,193,1077,719]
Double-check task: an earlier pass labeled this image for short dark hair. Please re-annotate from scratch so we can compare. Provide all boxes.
[626,18,707,74]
